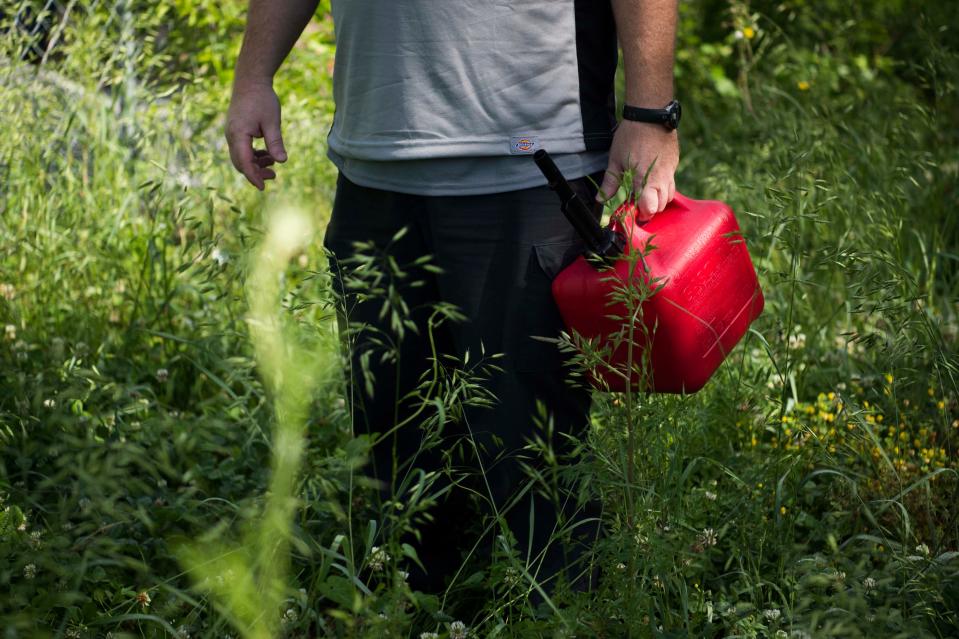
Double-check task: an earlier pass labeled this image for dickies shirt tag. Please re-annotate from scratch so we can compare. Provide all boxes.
[509,136,541,154]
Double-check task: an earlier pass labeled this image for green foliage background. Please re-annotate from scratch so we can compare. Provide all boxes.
[1,0,957,637]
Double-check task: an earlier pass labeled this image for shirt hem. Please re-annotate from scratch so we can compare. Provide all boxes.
[327,150,609,197]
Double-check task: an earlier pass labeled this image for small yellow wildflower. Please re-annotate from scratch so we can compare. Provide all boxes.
[937,401,945,410]
[743,26,755,39]
[780,506,787,515]
[885,373,894,384]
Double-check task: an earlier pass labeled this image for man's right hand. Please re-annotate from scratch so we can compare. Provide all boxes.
[225,81,288,191]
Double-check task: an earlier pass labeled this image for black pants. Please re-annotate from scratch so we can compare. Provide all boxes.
[323,171,603,597]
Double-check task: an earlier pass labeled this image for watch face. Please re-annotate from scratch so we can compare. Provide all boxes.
[667,100,681,130]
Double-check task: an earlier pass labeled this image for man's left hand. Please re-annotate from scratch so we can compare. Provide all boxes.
[596,120,679,222]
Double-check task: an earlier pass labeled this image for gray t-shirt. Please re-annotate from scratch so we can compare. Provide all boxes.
[327,0,617,194]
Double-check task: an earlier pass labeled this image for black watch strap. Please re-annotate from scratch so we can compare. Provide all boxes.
[622,99,681,131]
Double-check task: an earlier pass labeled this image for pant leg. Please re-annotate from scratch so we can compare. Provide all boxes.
[423,171,605,594]
[323,172,474,593]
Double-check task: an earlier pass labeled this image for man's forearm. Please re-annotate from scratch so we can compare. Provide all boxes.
[233,0,320,86]
[611,0,678,107]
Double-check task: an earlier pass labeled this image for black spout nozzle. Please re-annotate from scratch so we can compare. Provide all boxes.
[534,149,625,261]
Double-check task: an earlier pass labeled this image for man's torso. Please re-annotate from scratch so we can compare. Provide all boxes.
[326,0,618,195]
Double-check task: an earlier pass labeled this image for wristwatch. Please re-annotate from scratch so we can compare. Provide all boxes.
[621,99,682,131]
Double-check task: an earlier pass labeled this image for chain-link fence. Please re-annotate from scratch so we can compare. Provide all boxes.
[0,0,63,61]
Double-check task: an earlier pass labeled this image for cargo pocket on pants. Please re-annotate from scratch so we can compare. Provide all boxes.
[514,240,585,372]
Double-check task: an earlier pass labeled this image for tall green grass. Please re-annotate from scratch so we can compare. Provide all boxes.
[1,1,957,637]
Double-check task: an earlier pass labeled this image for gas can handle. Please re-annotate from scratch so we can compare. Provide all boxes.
[534,150,625,260]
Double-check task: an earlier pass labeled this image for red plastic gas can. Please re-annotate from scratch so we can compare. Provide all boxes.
[551,193,764,393]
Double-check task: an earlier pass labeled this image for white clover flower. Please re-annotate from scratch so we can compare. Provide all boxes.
[282,608,298,625]
[396,569,409,582]
[156,368,169,382]
[704,490,717,501]
[29,530,42,548]
[916,543,930,556]
[136,591,151,607]
[419,633,439,639]
[449,620,468,639]
[734,29,744,40]
[616,562,627,571]
[697,528,718,548]
[763,608,781,621]
[43,398,56,409]
[0,283,15,300]
[23,563,36,579]
[863,577,877,591]
[788,332,806,350]
[4,324,16,340]
[368,546,390,572]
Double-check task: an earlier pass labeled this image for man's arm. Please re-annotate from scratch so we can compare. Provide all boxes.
[598,0,680,220]
[226,0,320,191]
